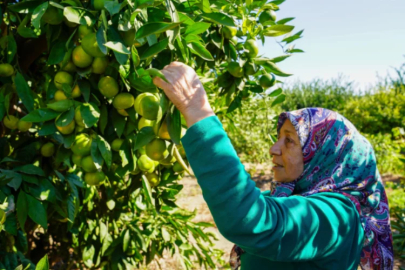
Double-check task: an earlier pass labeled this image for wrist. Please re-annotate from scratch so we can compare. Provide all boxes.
[184,108,215,128]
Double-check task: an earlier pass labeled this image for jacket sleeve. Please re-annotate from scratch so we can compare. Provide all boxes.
[181,116,364,261]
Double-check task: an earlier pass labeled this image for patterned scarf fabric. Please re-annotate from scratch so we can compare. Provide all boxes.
[230,108,394,270]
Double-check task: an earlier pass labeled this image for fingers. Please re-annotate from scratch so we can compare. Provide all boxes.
[153,77,172,93]
[163,61,188,72]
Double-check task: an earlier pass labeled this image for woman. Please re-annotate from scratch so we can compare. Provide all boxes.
[153,62,394,270]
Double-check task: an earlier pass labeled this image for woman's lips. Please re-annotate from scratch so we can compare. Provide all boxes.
[271,163,284,171]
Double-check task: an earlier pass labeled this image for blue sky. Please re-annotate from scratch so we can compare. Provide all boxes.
[259,0,405,91]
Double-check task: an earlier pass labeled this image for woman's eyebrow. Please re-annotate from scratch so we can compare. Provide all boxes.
[278,129,294,139]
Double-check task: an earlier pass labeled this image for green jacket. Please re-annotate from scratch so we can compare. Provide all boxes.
[181,116,364,270]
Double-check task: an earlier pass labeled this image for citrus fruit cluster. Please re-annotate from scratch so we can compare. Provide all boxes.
[2,21,189,189]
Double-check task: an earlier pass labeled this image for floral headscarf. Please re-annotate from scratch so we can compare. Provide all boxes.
[230,108,394,270]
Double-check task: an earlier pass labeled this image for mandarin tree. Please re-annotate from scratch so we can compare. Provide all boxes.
[0,0,302,268]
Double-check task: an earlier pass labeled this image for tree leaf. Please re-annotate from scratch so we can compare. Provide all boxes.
[62,133,74,150]
[22,108,60,122]
[46,100,76,112]
[4,211,17,235]
[55,107,74,127]
[99,104,108,135]
[131,45,140,68]
[31,2,48,29]
[262,61,292,77]
[184,22,211,35]
[14,72,34,112]
[77,79,91,103]
[178,12,194,25]
[18,26,38,38]
[198,0,211,13]
[15,230,28,253]
[227,96,242,114]
[26,194,47,229]
[123,229,130,252]
[8,0,43,13]
[111,109,126,137]
[263,25,294,37]
[91,140,104,170]
[13,164,45,176]
[22,174,39,184]
[101,234,113,255]
[107,26,128,65]
[135,22,181,40]
[271,93,286,107]
[142,175,154,206]
[38,121,57,136]
[268,88,282,97]
[167,106,181,145]
[187,41,214,61]
[277,17,295,25]
[83,244,95,268]
[7,35,17,63]
[96,26,108,56]
[104,41,130,54]
[62,83,72,98]
[162,227,171,242]
[80,103,100,128]
[287,48,304,53]
[282,29,304,44]
[99,221,108,243]
[17,191,28,232]
[97,136,112,168]
[67,193,77,229]
[133,126,155,150]
[267,55,291,63]
[165,0,180,44]
[175,36,188,63]
[31,178,56,202]
[118,140,132,167]
[270,0,286,6]
[66,30,77,50]
[47,40,66,65]
[63,7,95,26]
[201,12,235,27]
[1,170,23,190]
[104,0,121,16]
[128,71,158,93]
[179,243,192,250]
[35,255,49,270]
[140,38,169,60]
[196,222,214,227]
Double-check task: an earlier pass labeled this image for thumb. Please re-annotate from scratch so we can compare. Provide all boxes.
[153,77,172,93]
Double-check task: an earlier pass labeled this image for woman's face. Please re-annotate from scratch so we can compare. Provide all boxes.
[269,119,304,183]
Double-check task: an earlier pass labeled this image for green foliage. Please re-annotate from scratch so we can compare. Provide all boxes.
[364,129,405,175]
[222,96,277,164]
[344,88,405,135]
[387,180,405,261]
[281,75,355,113]
[386,181,405,211]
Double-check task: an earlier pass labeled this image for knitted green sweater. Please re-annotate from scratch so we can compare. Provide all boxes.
[181,116,364,270]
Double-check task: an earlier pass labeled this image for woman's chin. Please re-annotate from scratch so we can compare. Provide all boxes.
[273,174,293,183]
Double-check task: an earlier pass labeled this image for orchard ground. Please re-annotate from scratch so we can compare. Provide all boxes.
[140,162,405,270]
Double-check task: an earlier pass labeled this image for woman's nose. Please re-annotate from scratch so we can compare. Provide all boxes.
[270,142,281,156]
